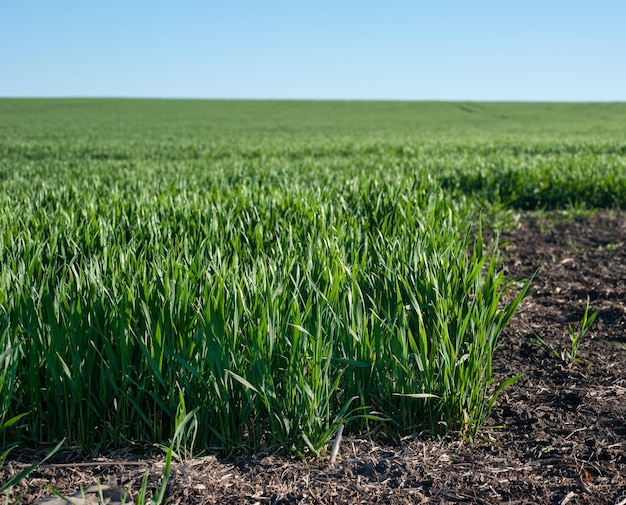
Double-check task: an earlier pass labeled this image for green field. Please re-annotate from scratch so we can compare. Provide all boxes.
[1,100,625,456]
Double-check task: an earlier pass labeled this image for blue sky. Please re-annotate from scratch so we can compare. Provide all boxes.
[2,1,625,101]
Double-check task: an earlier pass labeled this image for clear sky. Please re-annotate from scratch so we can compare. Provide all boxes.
[2,1,625,101]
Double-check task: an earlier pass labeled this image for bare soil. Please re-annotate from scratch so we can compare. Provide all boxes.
[2,211,625,504]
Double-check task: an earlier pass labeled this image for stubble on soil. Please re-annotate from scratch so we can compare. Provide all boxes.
[2,212,625,504]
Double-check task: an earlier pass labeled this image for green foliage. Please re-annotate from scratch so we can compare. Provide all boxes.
[0,99,621,456]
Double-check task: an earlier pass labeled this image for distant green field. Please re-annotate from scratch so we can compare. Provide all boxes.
[2,99,626,142]
[0,100,624,455]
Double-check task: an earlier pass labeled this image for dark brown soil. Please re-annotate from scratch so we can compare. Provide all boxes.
[2,211,625,504]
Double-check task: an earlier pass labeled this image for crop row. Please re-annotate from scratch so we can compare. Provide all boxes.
[0,161,528,454]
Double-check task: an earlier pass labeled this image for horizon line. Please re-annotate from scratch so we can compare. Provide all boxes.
[1,96,625,104]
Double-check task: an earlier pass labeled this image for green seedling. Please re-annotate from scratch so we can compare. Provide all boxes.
[567,298,599,363]
[532,298,599,364]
